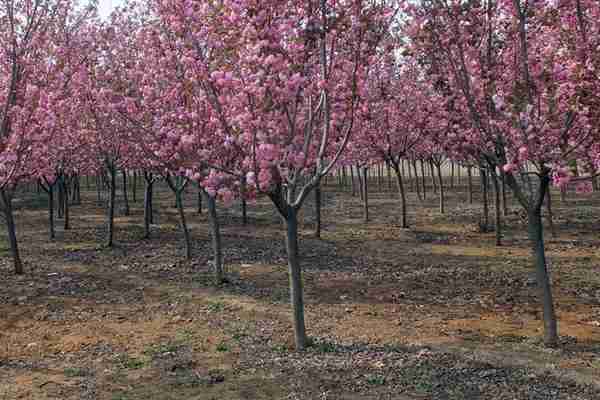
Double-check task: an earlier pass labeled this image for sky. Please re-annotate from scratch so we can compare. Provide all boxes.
[97,0,123,18]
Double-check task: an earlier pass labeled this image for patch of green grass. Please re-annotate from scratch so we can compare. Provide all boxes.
[366,374,386,385]
[175,328,194,342]
[311,340,337,353]
[272,344,288,354]
[64,367,88,377]
[143,342,181,358]
[206,301,225,313]
[216,341,230,352]
[116,354,148,370]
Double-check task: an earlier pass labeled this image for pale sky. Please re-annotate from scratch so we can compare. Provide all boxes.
[97,0,123,18]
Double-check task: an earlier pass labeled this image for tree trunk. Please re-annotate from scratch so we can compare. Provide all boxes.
[132,171,137,203]
[468,167,474,204]
[545,184,556,238]
[314,182,322,238]
[420,161,427,200]
[436,164,445,214]
[450,162,455,189]
[106,164,116,248]
[143,173,153,239]
[72,175,81,205]
[57,180,65,218]
[1,189,23,275]
[393,164,408,229]
[412,161,422,201]
[122,170,130,216]
[175,190,192,260]
[430,161,437,194]
[490,170,502,246]
[62,177,70,231]
[501,171,508,216]
[357,166,364,201]
[197,184,202,214]
[284,207,307,350]
[362,167,369,222]
[41,180,56,240]
[387,162,392,191]
[527,204,559,347]
[480,169,489,232]
[205,191,224,285]
[349,165,356,196]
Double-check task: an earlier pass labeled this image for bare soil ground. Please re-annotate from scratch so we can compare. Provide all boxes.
[1,177,600,399]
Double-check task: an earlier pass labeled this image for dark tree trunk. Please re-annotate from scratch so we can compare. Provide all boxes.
[349,165,356,196]
[377,164,382,192]
[420,160,427,200]
[197,184,202,214]
[393,163,408,228]
[143,173,153,239]
[490,170,502,246]
[314,182,322,238]
[241,178,248,225]
[57,180,65,219]
[1,189,23,275]
[122,170,130,216]
[480,168,489,232]
[132,171,137,203]
[106,163,116,248]
[284,207,307,350]
[62,176,70,231]
[450,162,455,189]
[436,163,445,214]
[501,171,508,216]
[41,179,56,240]
[412,161,422,201]
[175,189,192,260]
[362,167,369,222]
[205,191,224,285]
[467,167,474,204]
[72,175,81,205]
[357,166,364,201]
[527,202,559,347]
[545,184,556,238]
[430,161,437,194]
[387,162,392,191]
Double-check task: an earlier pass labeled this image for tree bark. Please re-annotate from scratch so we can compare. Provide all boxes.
[430,161,437,194]
[197,184,202,214]
[349,165,356,196]
[362,167,369,222]
[314,182,322,238]
[143,172,153,239]
[527,204,559,347]
[175,189,192,260]
[106,163,116,248]
[57,180,65,218]
[467,167,474,204]
[436,163,445,214]
[205,191,224,285]
[490,169,502,246]
[1,189,23,274]
[41,179,56,240]
[545,184,556,238]
[132,171,137,203]
[501,171,508,216]
[480,168,489,232]
[412,161,422,201]
[420,160,427,200]
[393,163,408,228]
[122,169,130,216]
[62,176,70,231]
[284,207,307,350]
